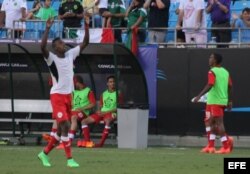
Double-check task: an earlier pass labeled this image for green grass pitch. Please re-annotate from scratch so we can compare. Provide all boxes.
[0,145,249,174]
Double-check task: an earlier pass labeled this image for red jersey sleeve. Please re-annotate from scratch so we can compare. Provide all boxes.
[99,95,103,107]
[208,71,215,85]
[228,76,233,87]
[88,91,96,105]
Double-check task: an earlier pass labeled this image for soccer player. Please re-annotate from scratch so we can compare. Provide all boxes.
[80,75,121,147]
[37,14,89,167]
[193,53,233,154]
[56,75,96,149]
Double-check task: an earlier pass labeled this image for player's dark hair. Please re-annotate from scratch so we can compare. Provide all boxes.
[74,75,84,84]
[212,53,223,64]
[52,37,61,49]
[107,75,115,81]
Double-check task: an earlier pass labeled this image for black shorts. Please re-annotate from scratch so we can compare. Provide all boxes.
[99,8,108,16]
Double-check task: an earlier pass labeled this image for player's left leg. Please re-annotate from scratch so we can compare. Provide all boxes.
[215,117,233,154]
[95,113,115,148]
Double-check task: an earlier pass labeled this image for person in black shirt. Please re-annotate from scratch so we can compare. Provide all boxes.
[59,0,84,38]
[144,0,170,43]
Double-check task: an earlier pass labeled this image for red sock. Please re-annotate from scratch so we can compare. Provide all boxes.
[61,136,72,159]
[82,125,90,141]
[44,134,60,154]
[99,126,110,146]
[221,135,229,149]
[205,127,211,142]
[69,130,76,141]
[208,134,216,147]
[50,128,57,137]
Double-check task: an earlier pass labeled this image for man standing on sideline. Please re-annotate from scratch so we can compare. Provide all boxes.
[193,53,233,154]
[37,14,89,167]
[206,0,231,48]
[144,0,170,43]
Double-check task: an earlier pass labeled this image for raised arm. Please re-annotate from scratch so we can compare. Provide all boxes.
[41,18,54,59]
[79,13,90,53]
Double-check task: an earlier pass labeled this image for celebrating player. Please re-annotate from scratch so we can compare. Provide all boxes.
[38,14,89,167]
[56,75,96,149]
[193,53,233,154]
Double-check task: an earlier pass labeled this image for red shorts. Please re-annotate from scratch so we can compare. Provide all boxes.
[71,111,88,121]
[90,112,116,124]
[205,104,225,121]
[50,93,72,123]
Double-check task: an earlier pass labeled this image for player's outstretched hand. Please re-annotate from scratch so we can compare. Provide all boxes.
[46,18,54,29]
[192,96,200,103]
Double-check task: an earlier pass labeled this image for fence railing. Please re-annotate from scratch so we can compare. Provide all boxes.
[0,20,250,48]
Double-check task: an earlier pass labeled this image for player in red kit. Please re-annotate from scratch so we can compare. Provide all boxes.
[37,14,89,167]
[193,53,233,154]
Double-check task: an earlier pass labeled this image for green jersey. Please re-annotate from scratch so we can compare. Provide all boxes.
[207,67,230,106]
[108,0,126,27]
[72,87,91,115]
[127,7,147,28]
[101,90,117,112]
[35,7,57,20]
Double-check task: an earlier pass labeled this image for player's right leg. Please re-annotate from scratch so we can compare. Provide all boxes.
[200,105,215,153]
[38,125,61,167]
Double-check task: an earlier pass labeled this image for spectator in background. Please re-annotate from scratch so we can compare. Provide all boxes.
[82,0,102,27]
[35,0,57,20]
[26,0,41,19]
[59,0,84,38]
[144,0,170,43]
[126,0,147,42]
[96,0,112,27]
[206,0,231,48]
[0,0,27,38]
[231,8,250,45]
[34,0,57,38]
[176,0,207,48]
[108,0,126,42]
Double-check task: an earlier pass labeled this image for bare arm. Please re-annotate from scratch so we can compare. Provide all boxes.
[193,84,212,103]
[176,9,184,28]
[214,0,229,13]
[196,9,202,28]
[227,83,233,111]
[125,2,135,17]
[143,0,151,9]
[155,0,166,9]
[79,14,90,53]
[131,16,144,29]
[20,7,26,21]
[112,13,126,18]
[41,19,53,59]
[206,3,213,13]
